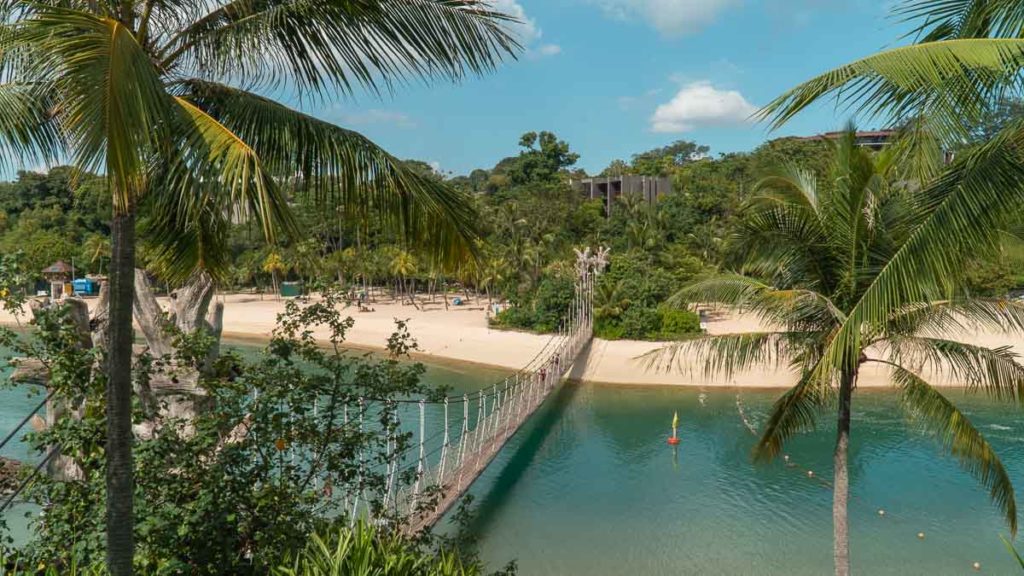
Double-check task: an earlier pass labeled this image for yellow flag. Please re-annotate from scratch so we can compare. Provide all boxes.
[672,411,679,431]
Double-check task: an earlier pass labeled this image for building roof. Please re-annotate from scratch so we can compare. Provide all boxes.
[42,260,72,275]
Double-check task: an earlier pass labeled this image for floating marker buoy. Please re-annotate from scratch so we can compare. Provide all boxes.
[917,532,925,540]
[783,455,790,462]
[973,561,981,571]
[806,470,814,478]
[878,509,886,517]
[668,411,680,445]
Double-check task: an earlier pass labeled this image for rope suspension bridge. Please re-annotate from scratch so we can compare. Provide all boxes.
[378,246,609,533]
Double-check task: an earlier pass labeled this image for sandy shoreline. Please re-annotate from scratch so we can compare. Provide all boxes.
[3,293,1022,389]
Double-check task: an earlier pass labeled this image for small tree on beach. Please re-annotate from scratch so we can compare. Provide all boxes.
[262,250,287,298]
[651,128,1024,576]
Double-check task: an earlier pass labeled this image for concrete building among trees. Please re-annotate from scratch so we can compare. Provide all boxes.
[571,175,673,216]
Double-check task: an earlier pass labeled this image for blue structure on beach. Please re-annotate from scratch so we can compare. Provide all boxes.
[72,278,98,296]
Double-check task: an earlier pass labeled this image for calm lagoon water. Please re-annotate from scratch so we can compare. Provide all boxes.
[3,338,1024,574]
[447,383,1024,576]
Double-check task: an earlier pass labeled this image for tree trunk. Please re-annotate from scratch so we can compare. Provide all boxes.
[833,367,856,576]
[106,207,136,576]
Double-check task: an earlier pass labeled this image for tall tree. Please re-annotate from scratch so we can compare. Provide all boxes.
[506,131,580,185]
[630,140,708,176]
[745,4,1024,571]
[655,129,1023,576]
[0,2,519,574]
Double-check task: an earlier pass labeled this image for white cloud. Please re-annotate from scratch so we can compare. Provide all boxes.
[536,44,562,57]
[491,0,561,58]
[337,109,416,129]
[593,0,739,36]
[650,81,757,133]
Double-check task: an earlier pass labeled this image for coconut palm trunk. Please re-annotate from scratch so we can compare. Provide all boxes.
[833,368,856,576]
[106,206,136,576]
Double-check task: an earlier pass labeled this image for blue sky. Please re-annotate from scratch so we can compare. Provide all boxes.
[303,0,912,176]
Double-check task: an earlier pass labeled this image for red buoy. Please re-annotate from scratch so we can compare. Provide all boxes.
[667,436,680,446]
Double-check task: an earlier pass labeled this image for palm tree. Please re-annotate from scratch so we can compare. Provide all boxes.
[390,249,417,304]
[735,4,1024,573]
[594,277,629,323]
[653,129,1023,576]
[262,250,287,298]
[0,3,519,573]
[83,233,111,275]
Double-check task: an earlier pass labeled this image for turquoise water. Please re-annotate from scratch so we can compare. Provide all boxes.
[453,384,1024,575]
[5,338,1024,574]
[0,346,49,544]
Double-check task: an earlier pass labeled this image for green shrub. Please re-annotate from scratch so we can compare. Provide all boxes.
[619,306,661,340]
[594,306,700,341]
[593,317,625,340]
[274,522,482,576]
[657,307,701,339]
[491,272,574,333]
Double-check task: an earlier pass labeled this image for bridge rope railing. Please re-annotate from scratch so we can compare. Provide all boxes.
[373,246,609,533]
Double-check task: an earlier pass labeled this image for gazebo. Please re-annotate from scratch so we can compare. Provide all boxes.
[42,260,72,300]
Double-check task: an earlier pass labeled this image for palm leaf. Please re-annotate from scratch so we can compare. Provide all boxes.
[160,0,521,97]
[0,81,62,171]
[179,79,480,265]
[885,336,1024,402]
[136,96,297,281]
[890,363,1018,534]
[1001,534,1024,569]
[19,7,174,209]
[889,298,1024,336]
[758,39,1024,142]
[670,276,844,331]
[814,123,1024,385]
[896,0,1024,41]
[641,331,805,378]
[753,369,834,462]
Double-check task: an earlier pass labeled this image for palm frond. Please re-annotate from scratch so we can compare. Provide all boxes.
[889,298,1024,336]
[896,0,1024,41]
[670,276,844,332]
[160,0,521,97]
[179,79,480,266]
[19,7,173,209]
[885,336,1024,402]
[0,81,62,171]
[890,363,1018,534]
[138,96,296,281]
[757,39,1024,142]
[640,331,806,378]
[753,163,821,212]
[753,370,834,463]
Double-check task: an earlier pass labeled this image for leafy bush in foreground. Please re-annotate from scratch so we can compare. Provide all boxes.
[0,285,470,574]
[275,522,483,576]
[4,522,495,576]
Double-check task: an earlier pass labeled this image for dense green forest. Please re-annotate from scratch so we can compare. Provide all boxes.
[3,130,1019,341]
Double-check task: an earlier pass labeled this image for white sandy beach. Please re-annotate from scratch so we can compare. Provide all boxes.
[1,293,1021,388]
